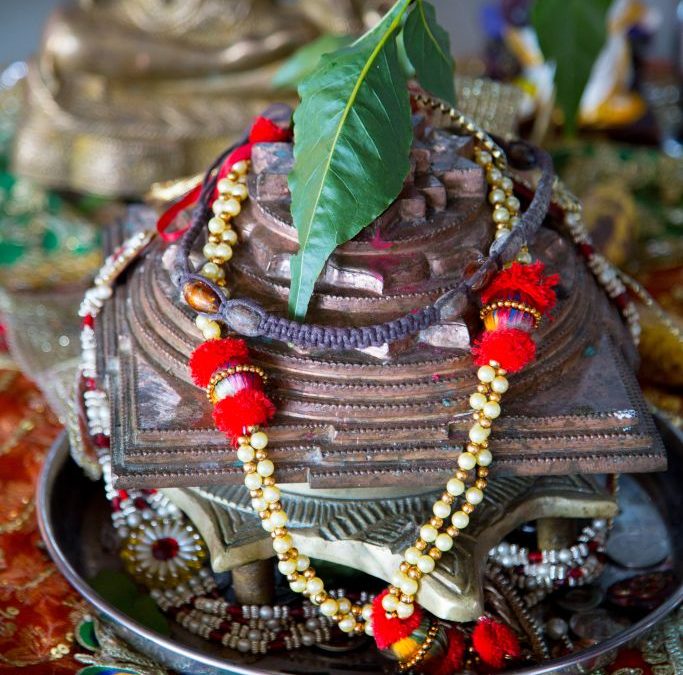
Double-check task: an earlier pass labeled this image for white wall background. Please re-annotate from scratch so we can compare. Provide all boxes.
[0,0,679,67]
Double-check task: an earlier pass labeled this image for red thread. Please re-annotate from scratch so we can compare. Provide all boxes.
[471,617,521,669]
[472,327,536,373]
[371,590,423,650]
[189,338,250,388]
[481,262,559,316]
[213,389,276,443]
[157,116,291,242]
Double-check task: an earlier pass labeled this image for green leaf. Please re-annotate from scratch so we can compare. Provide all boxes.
[403,0,455,105]
[288,0,413,319]
[272,34,355,90]
[531,0,611,135]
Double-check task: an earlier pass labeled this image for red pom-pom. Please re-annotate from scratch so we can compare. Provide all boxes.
[472,327,536,373]
[472,617,521,669]
[212,388,276,442]
[371,591,424,650]
[429,627,466,675]
[189,338,250,388]
[481,262,559,316]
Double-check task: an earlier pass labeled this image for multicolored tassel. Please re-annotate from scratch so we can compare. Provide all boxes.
[189,337,275,443]
[473,261,559,372]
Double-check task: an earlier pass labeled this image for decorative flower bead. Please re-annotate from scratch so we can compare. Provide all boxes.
[452,511,470,529]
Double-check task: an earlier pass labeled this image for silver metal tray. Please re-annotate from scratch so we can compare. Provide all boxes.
[38,423,683,674]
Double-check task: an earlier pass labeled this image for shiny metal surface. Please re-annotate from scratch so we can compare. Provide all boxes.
[38,421,683,674]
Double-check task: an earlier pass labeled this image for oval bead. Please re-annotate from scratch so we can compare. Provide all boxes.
[183,280,220,313]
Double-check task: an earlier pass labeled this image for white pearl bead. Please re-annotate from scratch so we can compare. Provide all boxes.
[306,577,324,595]
[362,604,373,621]
[223,198,242,217]
[458,452,477,470]
[215,243,233,261]
[493,206,510,223]
[396,602,414,619]
[365,622,374,636]
[477,365,496,383]
[269,510,288,528]
[420,524,438,542]
[244,472,262,490]
[278,559,296,575]
[202,321,221,341]
[272,535,292,553]
[250,431,269,450]
[483,401,501,419]
[230,183,249,199]
[337,598,351,615]
[435,533,454,551]
[290,578,307,593]
[221,229,238,246]
[320,598,339,616]
[261,518,275,532]
[401,577,418,595]
[488,188,505,204]
[466,487,484,504]
[405,547,421,564]
[495,228,510,240]
[201,262,220,280]
[469,392,487,410]
[257,459,274,477]
[491,376,509,393]
[381,593,398,612]
[296,555,310,571]
[468,424,490,444]
[417,555,435,574]
[451,511,470,529]
[251,497,267,511]
[232,160,249,175]
[432,500,451,519]
[203,243,217,259]
[262,486,280,503]
[195,315,210,330]
[476,448,492,466]
[477,151,493,166]
[506,196,521,212]
[217,178,236,194]
[237,445,255,462]
[208,217,226,234]
[338,616,356,633]
[446,477,465,496]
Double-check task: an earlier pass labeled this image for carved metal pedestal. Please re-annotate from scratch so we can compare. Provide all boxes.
[162,474,617,621]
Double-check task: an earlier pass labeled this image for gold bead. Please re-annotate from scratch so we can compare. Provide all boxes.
[441,493,454,505]
[476,478,488,490]
[416,540,428,551]
[478,467,490,478]
[263,476,275,486]
[243,462,256,473]
[430,517,443,528]
[313,592,327,604]
[489,392,501,402]
[303,568,316,579]
[462,503,475,515]
[428,547,442,560]
[400,561,410,574]
[455,470,468,481]
[446,526,459,537]
[351,605,363,617]
[408,567,422,580]
[479,418,492,428]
